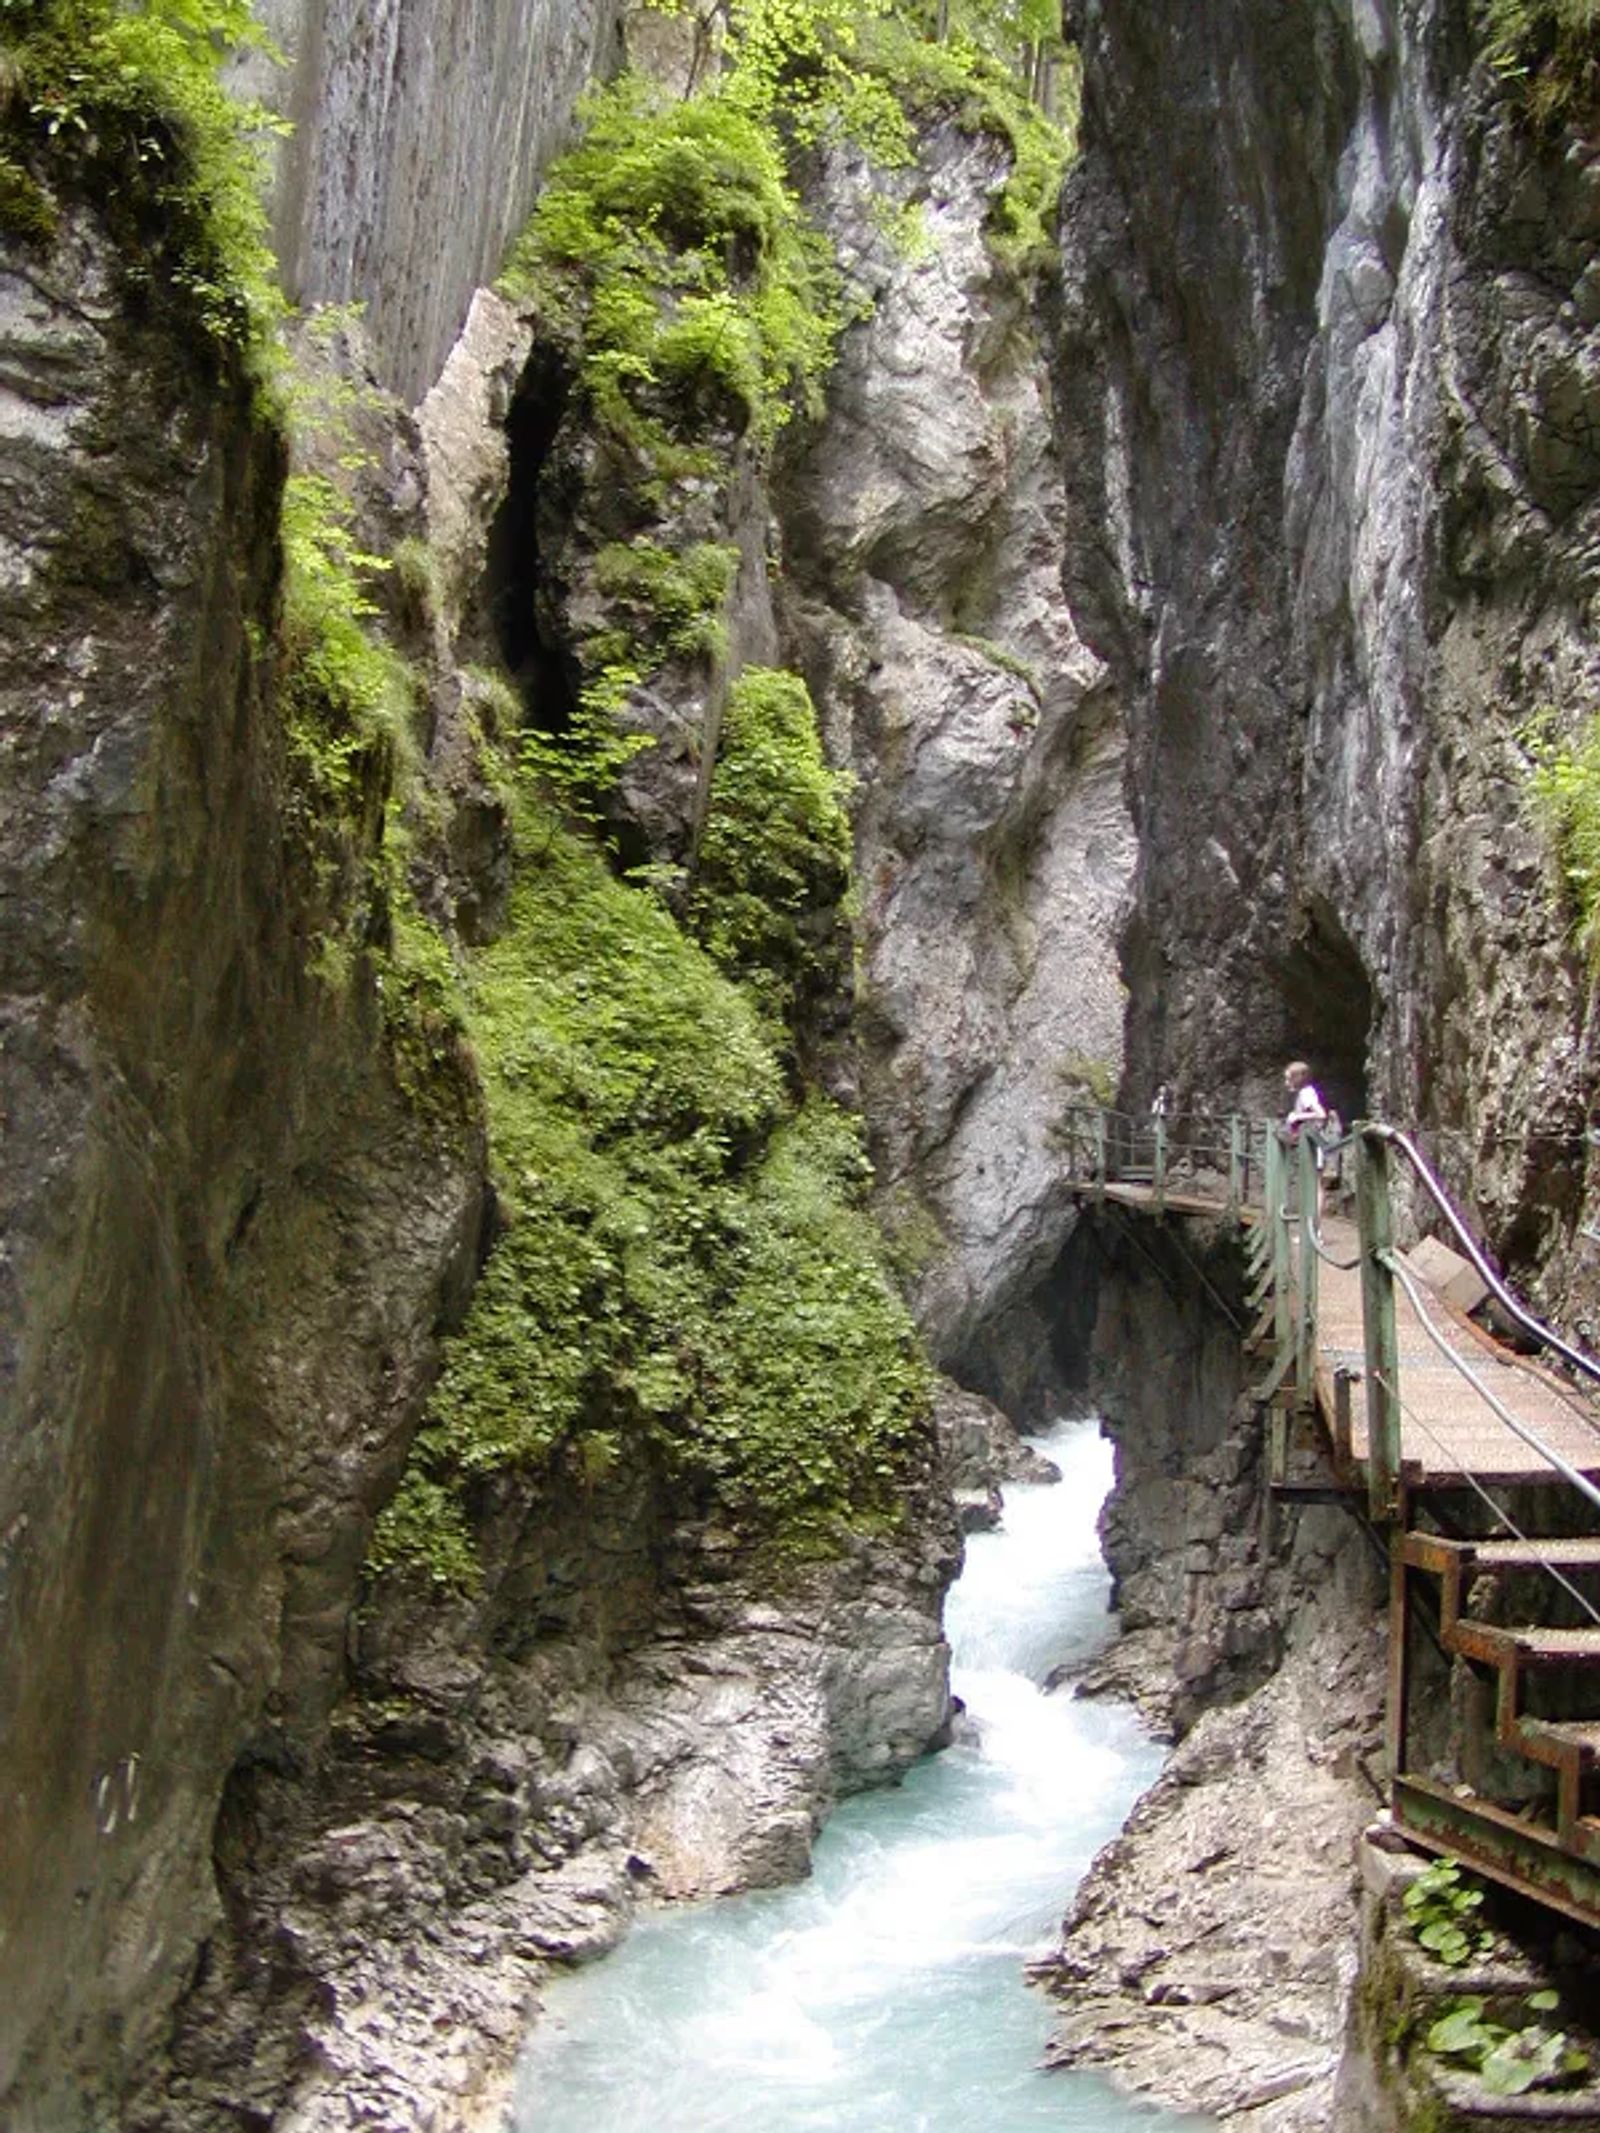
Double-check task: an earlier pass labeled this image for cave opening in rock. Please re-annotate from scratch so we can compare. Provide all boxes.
[1277,896,1373,1124]
[482,342,579,737]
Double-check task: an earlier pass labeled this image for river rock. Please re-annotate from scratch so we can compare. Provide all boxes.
[1038,1611,1385,2130]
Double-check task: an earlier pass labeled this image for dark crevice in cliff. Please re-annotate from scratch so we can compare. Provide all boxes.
[482,344,579,733]
[950,1222,1100,1427]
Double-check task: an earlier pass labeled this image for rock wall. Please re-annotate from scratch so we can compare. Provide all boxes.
[1054,0,1600,1300]
[0,15,1134,2131]
[0,203,485,2126]
[241,0,624,401]
[779,124,1134,1369]
[1034,1207,1388,2129]
[140,1439,957,2132]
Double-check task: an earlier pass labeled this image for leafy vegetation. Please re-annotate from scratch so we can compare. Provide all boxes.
[5,0,967,1595]
[689,666,854,1029]
[499,0,1076,812]
[1529,712,1600,962]
[1427,1991,1591,2096]
[593,538,742,664]
[859,8,1077,267]
[0,0,286,362]
[1402,1858,1496,1968]
[375,791,933,1586]
[500,73,840,459]
[279,473,419,804]
[1480,0,1600,126]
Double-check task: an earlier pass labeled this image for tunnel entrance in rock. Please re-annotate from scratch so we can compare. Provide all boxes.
[482,343,579,736]
[1277,897,1373,1124]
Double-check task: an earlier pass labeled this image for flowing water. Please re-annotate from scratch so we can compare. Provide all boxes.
[510,1419,1213,2132]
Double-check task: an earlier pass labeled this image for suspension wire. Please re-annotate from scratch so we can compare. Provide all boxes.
[1377,1125,1600,1395]
[1373,1364,1600,1632]
[1381,1244,1600,1515]
[1305,1197,1361,1273]
[1102,1203,1248,1335]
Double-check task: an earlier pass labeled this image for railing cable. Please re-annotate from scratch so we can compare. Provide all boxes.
[1376,1125,1600,1395]
[1374,1364,1600,1632]
[1305,1198,1361,1273]
[1380,1244,1600,1520]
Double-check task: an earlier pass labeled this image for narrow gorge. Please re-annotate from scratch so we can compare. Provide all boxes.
[1,2,1597,2130]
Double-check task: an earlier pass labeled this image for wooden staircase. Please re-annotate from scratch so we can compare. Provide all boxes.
[1393,1530,1600,1923]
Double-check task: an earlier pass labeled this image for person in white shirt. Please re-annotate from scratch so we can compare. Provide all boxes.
[1283,1060,1326,1141]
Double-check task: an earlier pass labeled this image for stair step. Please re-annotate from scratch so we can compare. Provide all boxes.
[1450,1621,1600,1666]
[1402,1531,1600,1575]
[1471,1538,1600,1571]
[1517,1718,1600,1759]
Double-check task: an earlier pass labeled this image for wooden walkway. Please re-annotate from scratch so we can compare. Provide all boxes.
[1310,1215,1600,1490]
[1064,1113,1600,1929]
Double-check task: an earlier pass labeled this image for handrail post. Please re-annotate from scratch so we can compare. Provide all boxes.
[1227,1113,1244,1216]
[1267,1131,1292,1376]
[1296,1128,1319,1400]
[1153,1114,1167,1214]
[1357,1125,1403,1521]
[1093,1109,1106,1205]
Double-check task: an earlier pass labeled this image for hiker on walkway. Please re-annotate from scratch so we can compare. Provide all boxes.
[1283,1060,1327,1143]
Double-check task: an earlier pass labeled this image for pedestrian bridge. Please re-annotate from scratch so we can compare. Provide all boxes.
[1059,1106,1600,1930]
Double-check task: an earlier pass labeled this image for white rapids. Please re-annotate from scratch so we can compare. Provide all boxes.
[510,1418,1213,2133]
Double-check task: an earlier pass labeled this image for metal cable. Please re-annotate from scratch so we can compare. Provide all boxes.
[1380,1244,1600,1516]
[1376,1125,1600,1394]
[1373,1364,1600,1631]
[1305,1201,1361,1273]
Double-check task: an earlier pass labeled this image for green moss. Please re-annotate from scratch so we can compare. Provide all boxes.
[279,472,420,806]
[876,1181,947,1280]
[376,871,475,1116]
[380,789,932,1587]
[1056,1051,1117,1107]
[368,1472,478,1591]
[498,5,1075,822]
[1,0,287,370]
[593,537,741,662]
[857,13,1078,271]
[689,665,854,1030]
[389,534,447,638]
[953,630,1043,701]
[1528,709,1600,961]
[500,73,840,458]
[1480,0,1600,127]
[0,148,56,240]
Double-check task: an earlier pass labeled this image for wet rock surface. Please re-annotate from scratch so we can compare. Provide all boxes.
[1034,1199,1389,2126]
[933,1377,1062,1532]
[148,1466,960,2133]
[1054,0,1600,1303]
[0,204,485,2131]
[1040,1612,1386,2131]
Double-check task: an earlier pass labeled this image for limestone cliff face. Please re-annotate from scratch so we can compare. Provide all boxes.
[129,94,1132,2131]
[781,125,1134,1370]
[1055,0,1600,1298]
[0,205,485,2126]
[244,0,623,399]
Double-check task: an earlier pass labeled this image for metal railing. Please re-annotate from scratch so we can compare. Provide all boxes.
[1355,1125,1600,1522]
[1056,1106,1273,1216]
[1061,1107,1600,1527]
